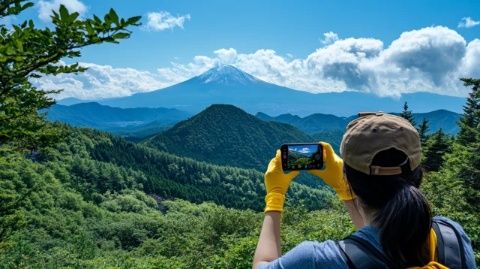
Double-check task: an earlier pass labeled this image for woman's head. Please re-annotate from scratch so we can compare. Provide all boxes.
[340,113,431,267]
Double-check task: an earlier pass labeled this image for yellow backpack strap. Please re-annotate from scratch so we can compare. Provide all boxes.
[407,229,447,269]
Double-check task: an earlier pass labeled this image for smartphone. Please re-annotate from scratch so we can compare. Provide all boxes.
[280,143,324,171]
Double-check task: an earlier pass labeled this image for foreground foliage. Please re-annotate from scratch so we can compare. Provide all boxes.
[0,0,140,150]
[0,127,478,268]
[0,132,349,268]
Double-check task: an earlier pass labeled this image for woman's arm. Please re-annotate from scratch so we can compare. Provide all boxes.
[252,212,282,269]
[252,151,298,269]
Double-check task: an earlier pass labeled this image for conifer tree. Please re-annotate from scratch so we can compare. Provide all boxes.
[400,102,416,126]
[423,129,450,171]
[418,118,429,147]
[457,78,480,145]
[455,78,480,210]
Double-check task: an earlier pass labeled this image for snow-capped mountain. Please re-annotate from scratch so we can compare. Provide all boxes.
[197,65,260,85]
[94,65,465,116]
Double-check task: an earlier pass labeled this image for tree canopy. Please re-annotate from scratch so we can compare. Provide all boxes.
[0,0,141,150]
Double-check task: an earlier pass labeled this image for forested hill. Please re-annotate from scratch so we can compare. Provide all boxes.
[65,128,334,211]
[144,104,314,170]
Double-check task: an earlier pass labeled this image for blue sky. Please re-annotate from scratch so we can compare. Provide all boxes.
[14,0,480,99]
[290,145,318,155]
[25,0,480,70]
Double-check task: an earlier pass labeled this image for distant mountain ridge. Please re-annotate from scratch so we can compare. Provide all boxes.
[46,101,461,144]
[65,65,466,116]
[256,112,350,133]
[45,102,190,138]
[257,109,461,135]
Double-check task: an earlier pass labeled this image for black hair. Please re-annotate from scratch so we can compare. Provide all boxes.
[345,148,431,268]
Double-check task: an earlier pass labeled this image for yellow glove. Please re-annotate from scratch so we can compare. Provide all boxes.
[308,142,355,201]
[264,150,299,212]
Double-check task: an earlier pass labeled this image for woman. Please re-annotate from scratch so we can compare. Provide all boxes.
[253,112,476,269]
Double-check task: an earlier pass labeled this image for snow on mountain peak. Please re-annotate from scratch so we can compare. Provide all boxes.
[197,65,259,85]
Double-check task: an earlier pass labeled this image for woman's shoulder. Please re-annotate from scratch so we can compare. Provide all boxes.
[305,240,350,269]
[258,240,348,269]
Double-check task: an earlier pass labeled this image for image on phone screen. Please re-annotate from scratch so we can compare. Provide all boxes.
[281,143,323,171]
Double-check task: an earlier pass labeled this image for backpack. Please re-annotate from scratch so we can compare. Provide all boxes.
[336,219,467,269]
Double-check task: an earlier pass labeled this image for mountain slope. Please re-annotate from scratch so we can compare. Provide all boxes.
[96,65,465,116]
[412,109,461,135]
[144,104,314,170]
[82,128,332,211]
[45,102,190,138]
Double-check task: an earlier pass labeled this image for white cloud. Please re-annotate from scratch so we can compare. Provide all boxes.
[298,147,311,154]
[460,39,480,78]
[38,0,87,22]
[157,26,476,97]
[146,11,190,31]
[33,62,169,100]
[321,31,339,45]
[373,26,467,94]
[458,17,480,28]
[35,26,480,100]
[214,48,238,64]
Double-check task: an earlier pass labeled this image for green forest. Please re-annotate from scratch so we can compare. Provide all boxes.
[0,1,479,268]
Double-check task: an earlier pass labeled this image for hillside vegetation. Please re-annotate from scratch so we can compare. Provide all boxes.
[0,127,340,268]
[1,121,478,268]
[90,129,332,210]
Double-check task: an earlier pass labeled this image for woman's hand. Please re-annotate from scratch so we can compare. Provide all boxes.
[308,142,355,201]
[264,150,299,212]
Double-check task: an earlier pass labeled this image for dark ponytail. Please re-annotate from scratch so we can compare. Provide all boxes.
[345,148,432,268]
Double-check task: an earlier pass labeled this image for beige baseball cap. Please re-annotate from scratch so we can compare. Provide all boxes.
[340,112,422,176]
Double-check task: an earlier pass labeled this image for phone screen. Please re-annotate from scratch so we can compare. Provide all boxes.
[281,143,323,171]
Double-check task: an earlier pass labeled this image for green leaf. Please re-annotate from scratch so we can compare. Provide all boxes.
[126,16,142,25]
[22,2,34,10]
[15,40,23,52]
[59,4,69,20]
[85,21,95,35]
[112,32,130,40]
[70,12,80,22]
[104,13,111,25]
[93,15,102,24]
[109,8,119,26]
